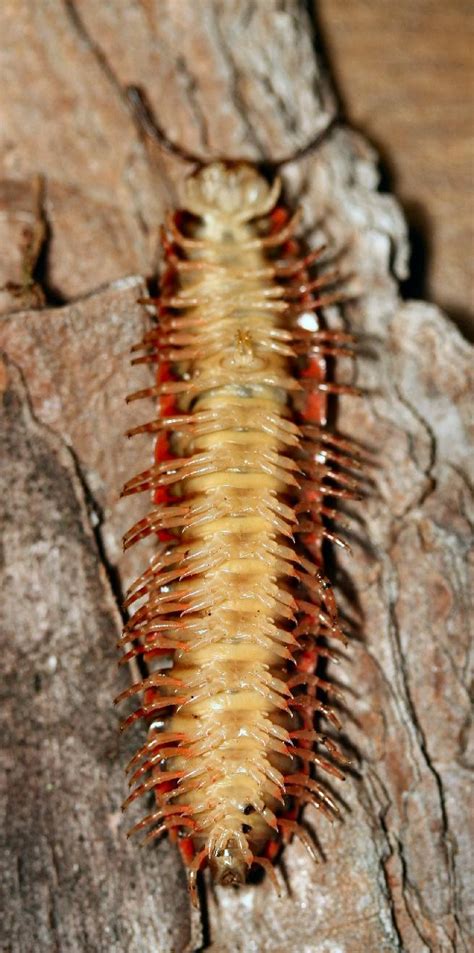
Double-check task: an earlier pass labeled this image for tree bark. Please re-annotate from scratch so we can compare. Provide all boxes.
[1,3,471,952]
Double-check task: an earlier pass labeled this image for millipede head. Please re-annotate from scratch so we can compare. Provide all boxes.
[184,162,281,224]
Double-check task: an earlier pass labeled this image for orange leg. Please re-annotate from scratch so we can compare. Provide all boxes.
[188,848,208,908]
[252,856,282,896]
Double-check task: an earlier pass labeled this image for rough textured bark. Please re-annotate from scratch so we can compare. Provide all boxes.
[0,2,471,952]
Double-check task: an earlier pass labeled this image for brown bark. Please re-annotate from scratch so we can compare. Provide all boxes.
[1,3,471,952]
[316,0,474,335]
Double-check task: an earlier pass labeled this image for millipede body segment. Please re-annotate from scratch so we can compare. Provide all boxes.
[118,163,360,902]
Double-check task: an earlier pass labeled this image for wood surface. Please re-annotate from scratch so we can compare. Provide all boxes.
[316,0,474,338]
[1,2,472,952]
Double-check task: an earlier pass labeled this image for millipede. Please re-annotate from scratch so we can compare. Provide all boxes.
[116,161,361,904]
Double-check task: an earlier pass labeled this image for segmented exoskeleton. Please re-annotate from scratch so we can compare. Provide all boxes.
[117,163,360,903]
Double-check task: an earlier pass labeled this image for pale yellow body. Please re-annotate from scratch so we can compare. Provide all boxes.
[166,168,297,881]
[120,165,349,891]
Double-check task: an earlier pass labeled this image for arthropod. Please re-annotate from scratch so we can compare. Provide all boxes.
[117,162,360,903]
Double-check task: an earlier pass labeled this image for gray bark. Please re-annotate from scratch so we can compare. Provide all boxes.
[1,2,472,951]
